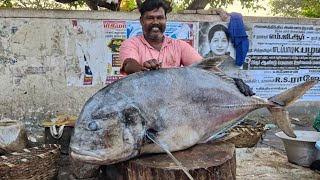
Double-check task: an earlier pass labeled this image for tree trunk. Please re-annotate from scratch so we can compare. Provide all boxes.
[55,0,78,3]
[186,0,209,10]
[135,0,142,8]
[85,0,98,10]
[55,0,121,11]
[103,141,236,180]
[87,0,121,11]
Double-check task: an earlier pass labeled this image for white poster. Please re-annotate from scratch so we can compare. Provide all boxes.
[198,22,243,79]
[244,23,320,101]
[64,19,107,86]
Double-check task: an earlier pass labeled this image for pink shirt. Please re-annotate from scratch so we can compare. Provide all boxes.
[119,35,202,75]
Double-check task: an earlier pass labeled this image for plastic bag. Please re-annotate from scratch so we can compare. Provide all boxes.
[0,119,28,154]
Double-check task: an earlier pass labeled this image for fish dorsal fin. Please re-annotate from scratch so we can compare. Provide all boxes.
[211,71,236,84]
[191,56,235,84]
[191,56,227,72]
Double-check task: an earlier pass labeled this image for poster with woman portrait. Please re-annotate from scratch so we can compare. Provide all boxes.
[198,22,245,79]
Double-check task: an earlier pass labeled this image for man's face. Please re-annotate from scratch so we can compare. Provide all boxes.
[140,7,167,41]
[209,31,229,56]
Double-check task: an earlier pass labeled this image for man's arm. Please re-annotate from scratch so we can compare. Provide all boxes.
[120,37,162,75]
[122,58,162,75]
[122,58,147,75]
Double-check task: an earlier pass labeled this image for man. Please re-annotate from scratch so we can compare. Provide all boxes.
[119,0,202,75]
[119,0,254,96]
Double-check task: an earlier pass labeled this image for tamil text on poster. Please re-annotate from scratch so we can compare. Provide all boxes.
[244,23,320,101]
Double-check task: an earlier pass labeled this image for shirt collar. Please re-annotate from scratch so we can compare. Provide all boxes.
[139,34,172,50]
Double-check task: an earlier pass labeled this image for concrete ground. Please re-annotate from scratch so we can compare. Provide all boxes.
[55,117,320,179]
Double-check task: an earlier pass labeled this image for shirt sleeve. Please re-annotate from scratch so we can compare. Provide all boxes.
[119,38,140,75]
[180,40,203,66]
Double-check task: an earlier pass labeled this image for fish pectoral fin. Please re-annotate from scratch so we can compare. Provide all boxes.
[145,129,158,142]
[144,127,162,145]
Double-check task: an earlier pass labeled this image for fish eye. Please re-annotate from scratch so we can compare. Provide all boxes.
[88,121,98,131]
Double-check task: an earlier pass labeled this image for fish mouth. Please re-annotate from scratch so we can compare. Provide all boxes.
[70,145,109,164]
[70,145,135,165]
[71,151,106,164]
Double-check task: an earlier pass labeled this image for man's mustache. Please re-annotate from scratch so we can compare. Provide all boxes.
[148,25,163,32]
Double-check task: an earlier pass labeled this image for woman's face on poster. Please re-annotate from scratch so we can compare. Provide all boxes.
[209,31,229,56]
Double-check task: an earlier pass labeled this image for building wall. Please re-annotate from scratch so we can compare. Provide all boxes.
[0,9,319,129]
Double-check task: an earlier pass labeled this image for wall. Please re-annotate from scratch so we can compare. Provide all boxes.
[0,9,319,131]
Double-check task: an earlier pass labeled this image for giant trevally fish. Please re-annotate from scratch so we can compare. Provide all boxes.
[70,57,318,165]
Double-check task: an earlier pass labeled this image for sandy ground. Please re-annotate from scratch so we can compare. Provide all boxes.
[236,148,320,180]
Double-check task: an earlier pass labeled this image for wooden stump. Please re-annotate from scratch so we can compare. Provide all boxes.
[103,141,236,180]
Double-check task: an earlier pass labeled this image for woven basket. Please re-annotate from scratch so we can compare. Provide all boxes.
[0,144,61,180]
[225,121,266,148]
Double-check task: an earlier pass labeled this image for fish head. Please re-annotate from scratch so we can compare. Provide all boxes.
[70,104,145,165]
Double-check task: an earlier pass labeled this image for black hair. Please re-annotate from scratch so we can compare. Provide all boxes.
[139,0,169,18]
[208,24,230,42]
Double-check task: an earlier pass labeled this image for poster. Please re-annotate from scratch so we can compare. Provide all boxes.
[104,20,126,84]
[198,22,241,78]
[126,21,197,47]
[244,23,320,101]
[64,19,107,86]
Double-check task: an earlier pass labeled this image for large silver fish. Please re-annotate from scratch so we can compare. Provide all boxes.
[70,57,318,165]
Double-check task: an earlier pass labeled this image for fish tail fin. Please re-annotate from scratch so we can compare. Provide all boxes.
[268,107,296,138]
[268,80,319,106]
[267,80,319,138]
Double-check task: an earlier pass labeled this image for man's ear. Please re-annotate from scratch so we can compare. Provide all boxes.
[139,16,143,25]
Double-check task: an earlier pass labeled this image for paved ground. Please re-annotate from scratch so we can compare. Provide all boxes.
[55,117,319,179]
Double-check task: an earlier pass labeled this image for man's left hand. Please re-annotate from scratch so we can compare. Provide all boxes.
[233,78,255,96]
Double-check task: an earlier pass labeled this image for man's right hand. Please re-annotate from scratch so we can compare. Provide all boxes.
[123,59,149,75]
[123,59,162,75]
[143,59,162,70]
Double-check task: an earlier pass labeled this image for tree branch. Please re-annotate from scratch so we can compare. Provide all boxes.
[136,0,142,8]
[186,0,209,10]
[55,0,78,3]
[55,0,121,11]
[85,0,98,10]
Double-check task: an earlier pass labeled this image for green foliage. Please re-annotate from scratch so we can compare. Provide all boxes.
[300,0,320,18]
[0,0,13,7]
[270,0,320,18]
[68,0,86,9]
[127,0,137,10]
[121,0,137,11]
[173,0,191,11]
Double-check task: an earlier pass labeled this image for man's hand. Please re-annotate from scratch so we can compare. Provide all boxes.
[233,78,255,96]
[123,59,162,75]
[123,59,149,74]
[143,59,162,70]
